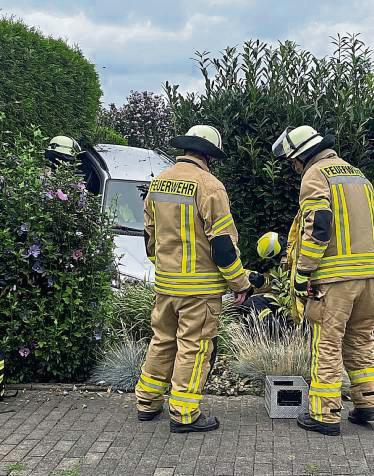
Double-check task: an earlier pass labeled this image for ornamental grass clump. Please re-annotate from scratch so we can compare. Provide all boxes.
[90,335,146,391]
[229,312,310,384]
[0,123,114,382]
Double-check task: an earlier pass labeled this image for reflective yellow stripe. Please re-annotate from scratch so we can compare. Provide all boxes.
[349,367,374,377]
[169,399,200,409]
[212,213,232,230]
[312,266,374,280]
[310,390,341,398]
[136,381,165,394]
[156,270,223,277]
[301,198,330,213]
[189,205,196,273]
[140,374,169,388]
[188,341,204,393]
[364,184,374,243]
[332,185,343,255]
[149,256,156,263]
[301,240,327,250]
[156,276,225,284]
[311,381,342,389]
[214,219,234,234]
[155,281,225,289]
[350,376,374,384]
[180,204,187,273]
[300,249,325,258]
[339,184,351,254]
[219,258,241,274]
[171,390,203,400]
[155,286,227,296]
[320,253,374,264]
[194,340,209,393]
[317,397,323,422]
[348,367,374,384]
[311,323,321,383]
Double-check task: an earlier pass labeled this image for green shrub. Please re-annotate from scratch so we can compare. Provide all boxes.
[166,34,374,264]
[92,125,128,146]
[0,17,101,141]
[0,122,114,382]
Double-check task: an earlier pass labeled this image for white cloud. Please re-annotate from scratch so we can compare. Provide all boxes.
[11,9,225,62]
[288,1,374,57]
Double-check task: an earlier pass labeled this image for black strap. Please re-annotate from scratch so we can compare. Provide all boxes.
[176,159,205,170]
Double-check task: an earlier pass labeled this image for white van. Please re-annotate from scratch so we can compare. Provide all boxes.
[80,144,172,284]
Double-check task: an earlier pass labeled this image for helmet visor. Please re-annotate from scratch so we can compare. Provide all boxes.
[272,127,295,158]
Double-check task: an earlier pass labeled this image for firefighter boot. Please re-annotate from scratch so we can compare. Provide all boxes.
[138,408,163,421]
[170,413,219,433]
[297,413,340,436]
[348,407,374,425]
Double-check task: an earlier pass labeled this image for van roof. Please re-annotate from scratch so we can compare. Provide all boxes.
[94,144,172,182]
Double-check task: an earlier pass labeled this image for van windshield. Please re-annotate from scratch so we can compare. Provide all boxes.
[104,180,149,232]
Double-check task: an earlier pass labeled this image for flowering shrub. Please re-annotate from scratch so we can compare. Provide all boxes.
[99,91,173,150]
[0,123,114,382]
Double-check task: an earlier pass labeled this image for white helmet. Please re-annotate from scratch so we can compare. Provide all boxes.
[170,125,227,159]
[272,126,323,161]
[48,136,81,157]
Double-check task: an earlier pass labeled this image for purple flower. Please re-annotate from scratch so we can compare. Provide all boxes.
[27,244,41,258]
[56,189,68,201]
[72,182,86,191]
[44,191,55,200]
[32,261,44,274]
[19,347,30,358]
[77,193,87,208]
[17,223,30,237]
[72,249,83,260]
[47,277,56,288]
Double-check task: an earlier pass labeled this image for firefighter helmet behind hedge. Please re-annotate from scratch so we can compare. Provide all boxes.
[48,136,81,157]
[170,125,227,159]
[257,232,282,259]
[272,126,323,161]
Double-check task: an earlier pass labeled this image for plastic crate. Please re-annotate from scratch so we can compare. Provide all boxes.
[265,375,308,419]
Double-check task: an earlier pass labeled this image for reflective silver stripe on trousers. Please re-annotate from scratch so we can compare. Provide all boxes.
[140,377,167,391]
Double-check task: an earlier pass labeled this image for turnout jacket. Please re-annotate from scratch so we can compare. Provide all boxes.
[296,149,374,284]
[144,154,250,296]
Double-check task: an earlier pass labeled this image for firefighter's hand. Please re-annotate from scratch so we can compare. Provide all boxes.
[234,287,252,306]
[294,271,311,299]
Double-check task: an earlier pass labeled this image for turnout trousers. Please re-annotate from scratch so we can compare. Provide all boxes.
[135,293,222,424]
[306,279,374,423]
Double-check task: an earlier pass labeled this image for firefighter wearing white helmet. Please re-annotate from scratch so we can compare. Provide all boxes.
[273,125,374,436]
[135,125,251,433]
[46,136,81,166]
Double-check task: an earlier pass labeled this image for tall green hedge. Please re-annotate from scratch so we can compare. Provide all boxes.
[166,34,374,265]
[0,17,101,140]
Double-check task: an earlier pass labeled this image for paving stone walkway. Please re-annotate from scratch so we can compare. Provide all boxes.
[0,390,373,476]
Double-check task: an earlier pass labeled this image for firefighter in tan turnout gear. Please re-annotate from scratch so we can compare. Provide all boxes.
[273,126,374,436]
[135,125,251,433]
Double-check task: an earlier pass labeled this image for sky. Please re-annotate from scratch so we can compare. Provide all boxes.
[1,0,373,106]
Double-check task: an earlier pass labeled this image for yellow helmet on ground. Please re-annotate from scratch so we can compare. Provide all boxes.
[48,136,81,157]
[272,126,323,161]
[257,232,282,259]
